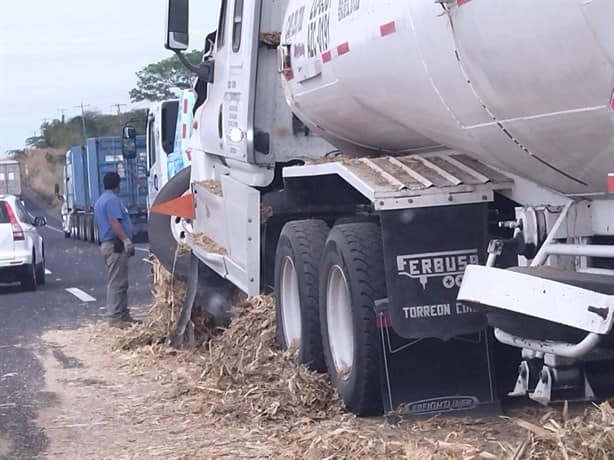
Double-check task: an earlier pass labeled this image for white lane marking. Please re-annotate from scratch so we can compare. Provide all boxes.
[44,269,52,275]
[65,288,96,302]
[46,225,64,234]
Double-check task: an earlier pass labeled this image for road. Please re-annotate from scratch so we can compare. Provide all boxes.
[0,191,151,459]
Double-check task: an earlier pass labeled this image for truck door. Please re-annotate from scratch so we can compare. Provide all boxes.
[198,0,261,163]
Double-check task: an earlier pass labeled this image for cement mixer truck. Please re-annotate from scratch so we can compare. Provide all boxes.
[139,0,614,417]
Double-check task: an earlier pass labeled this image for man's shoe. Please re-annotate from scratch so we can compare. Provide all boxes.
[108,318,132,329]
[121,314,142,325]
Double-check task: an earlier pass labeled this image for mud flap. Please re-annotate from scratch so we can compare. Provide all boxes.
[377,318,500,417]
[377,204,500,417]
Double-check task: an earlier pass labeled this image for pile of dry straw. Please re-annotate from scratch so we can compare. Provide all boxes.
[118,257,341,423]
[114,258,614,458]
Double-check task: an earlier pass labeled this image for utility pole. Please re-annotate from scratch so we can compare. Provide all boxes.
[112,103,128,133]
[57,108,68,124]
[40,118,49,137]
[111,103,127,116]
[73,103,90,143]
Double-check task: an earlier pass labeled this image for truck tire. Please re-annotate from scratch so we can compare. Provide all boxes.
[21,252,38,291]
[70,216,77,239]
[83,215,89,242]
[87,215,95,243]
[274,220,329,372]
[80,215,86,241]
[76,215,83,240]
[319,223,385,416]
[149,167,192,281]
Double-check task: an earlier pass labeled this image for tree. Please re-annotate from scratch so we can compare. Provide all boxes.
[23,110,147,151]
[129,50,202,102]
[6,149,25,160]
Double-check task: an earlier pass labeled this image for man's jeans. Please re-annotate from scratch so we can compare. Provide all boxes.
[100,241,129,319]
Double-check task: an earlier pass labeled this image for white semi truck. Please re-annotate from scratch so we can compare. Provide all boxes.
[144,90,196,208]
[142,0,614,417]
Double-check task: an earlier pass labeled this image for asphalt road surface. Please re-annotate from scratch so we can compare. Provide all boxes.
[0,191,151,459]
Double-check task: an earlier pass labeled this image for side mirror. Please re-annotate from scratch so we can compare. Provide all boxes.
[33,216,47,227]
[121,124,137,159]
[165,0,189,51]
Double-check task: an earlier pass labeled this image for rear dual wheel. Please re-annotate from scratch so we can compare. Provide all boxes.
[319,223,385,416]
[274,220,386,416]
[274,220,329,372]
[77,215,84,241]
[85,215,95,243]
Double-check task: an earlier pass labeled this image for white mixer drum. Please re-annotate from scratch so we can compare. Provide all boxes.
[281,0,614,195]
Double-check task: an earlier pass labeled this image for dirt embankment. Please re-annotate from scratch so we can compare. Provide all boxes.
[19,148,65,203]
[34,261,614,459]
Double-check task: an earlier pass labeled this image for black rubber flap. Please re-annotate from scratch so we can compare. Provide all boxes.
[380,204,489,340]
[379,326,501,418]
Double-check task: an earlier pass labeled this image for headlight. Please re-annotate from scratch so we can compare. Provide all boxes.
[228,127,244,143]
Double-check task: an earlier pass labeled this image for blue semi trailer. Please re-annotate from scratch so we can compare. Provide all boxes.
[60,136,148,242]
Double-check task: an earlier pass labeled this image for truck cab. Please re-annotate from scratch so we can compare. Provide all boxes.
[145,90,198,208]
[145,99,179,207]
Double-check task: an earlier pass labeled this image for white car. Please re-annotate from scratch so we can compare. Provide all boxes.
[0,195,46,290]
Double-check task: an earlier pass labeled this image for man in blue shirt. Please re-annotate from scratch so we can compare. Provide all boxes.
[94,172,136,327]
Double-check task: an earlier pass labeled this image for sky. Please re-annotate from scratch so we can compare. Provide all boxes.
[0,0,217,157]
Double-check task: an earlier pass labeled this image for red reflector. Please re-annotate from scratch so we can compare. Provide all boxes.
[380,21,396,37]
[3,202,24,241]
[185,149,192,161]
[150,193,195,219]
[608,174,614,193]
[610,89,614,110]
[183,99,188,114]
[336,42,350,56]
[283,69,294,80]
[322,50,332,63]
[182,123,187,139]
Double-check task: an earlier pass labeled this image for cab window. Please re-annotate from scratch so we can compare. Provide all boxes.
[232,0,244,52]
[217,0,228,49]
[147,114,157,168]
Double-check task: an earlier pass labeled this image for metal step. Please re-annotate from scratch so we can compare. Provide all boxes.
[284,151,513,210]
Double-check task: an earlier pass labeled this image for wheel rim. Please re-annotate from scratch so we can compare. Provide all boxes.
[280,256,302,348]
[169,202,193,245]
[326,265,354,380]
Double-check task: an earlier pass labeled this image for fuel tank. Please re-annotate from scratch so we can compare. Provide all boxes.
[281,0,614,195]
